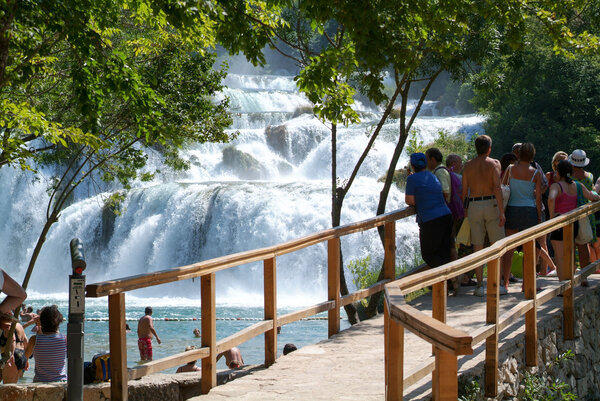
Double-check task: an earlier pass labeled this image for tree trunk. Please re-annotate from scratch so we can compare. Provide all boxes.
[364,73,440,318]
[331,123,359,324]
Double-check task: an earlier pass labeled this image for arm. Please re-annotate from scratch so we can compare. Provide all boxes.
[492,167,505,226]
[149,320,161,344]
[0,270,26,315]
[548,183,559,218]
[582,185,600,202]
[24,335,35,359]
[405,194,415,206]
[534,172,542,221]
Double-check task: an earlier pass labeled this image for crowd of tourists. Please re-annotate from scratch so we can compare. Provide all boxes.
[406,135,600,296]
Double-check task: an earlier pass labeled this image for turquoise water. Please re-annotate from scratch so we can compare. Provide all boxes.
[17,293,350,382]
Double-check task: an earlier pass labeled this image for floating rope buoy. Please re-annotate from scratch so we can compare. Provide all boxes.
[85,316,333,322]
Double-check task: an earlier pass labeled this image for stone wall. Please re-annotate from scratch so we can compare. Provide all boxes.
[459,286,600,400]
[0,366,258,401]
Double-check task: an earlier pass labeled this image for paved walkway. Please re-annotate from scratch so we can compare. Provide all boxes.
[190,275,597,400]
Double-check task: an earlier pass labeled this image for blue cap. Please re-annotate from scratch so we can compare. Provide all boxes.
[410,153,427,169]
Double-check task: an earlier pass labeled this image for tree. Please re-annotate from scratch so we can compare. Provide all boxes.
[471,6,600,174]
[267,0,599,322]
[0,0,287,364]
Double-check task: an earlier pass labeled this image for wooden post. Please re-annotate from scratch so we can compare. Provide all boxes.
[523,239,538,366]
[264,257,277,366]
[432,348,458,401]
[431,281,447,395]
[384,221,396,280]
[108,293,128,401]
[385,301,404,401]
[485,257,500,397]
[563,222,575,340]
[328,237,341,337]
[201,273,216,393]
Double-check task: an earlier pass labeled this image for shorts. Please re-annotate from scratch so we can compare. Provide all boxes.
[13,348,26,370]
[138,337,153,361]
[505,206,538,231]
[451,217,464,243]
[467,198,505,246]
[550,219,578,241]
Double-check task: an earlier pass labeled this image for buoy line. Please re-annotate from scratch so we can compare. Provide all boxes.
[85,316,333,322]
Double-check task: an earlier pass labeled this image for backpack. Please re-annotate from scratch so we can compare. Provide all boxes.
[84,351,111,383]
[434,166,464,220]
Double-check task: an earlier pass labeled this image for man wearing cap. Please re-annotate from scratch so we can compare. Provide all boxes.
[462,135,506,297]
[405,152,453,270]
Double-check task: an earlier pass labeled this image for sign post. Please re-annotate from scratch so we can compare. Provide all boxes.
[67,238,86,401]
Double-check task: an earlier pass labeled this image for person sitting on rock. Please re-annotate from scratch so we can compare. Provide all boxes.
[25,305,67,382]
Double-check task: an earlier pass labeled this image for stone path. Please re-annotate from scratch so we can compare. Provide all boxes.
[190,275,597,400]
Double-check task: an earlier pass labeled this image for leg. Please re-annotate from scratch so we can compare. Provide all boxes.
[473,244,484,285]
[503,228,519,289]
[552,240,565,280]
[537,245,557,275]
[577,243,590,269]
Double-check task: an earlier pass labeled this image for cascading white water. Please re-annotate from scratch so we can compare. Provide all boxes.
[0,72,485,307]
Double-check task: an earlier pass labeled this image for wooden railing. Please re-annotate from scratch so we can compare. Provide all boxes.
[86,207,414,400]
[384,201,600,400]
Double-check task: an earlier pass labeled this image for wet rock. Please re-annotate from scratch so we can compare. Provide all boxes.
[265,125,290,159]
[221,146,268,180]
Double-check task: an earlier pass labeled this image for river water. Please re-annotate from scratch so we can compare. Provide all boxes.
[0,67,484,381]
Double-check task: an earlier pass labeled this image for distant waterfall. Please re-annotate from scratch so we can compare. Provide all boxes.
[0,73,485,307]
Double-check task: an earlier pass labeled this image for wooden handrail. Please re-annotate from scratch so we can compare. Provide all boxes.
[88,204,412,400]
[385,200,600,400]
[394,202,600,295]
[86,208,414,298]
[385,286,473,355]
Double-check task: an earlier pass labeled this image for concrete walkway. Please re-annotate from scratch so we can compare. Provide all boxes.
[190,275,597,400]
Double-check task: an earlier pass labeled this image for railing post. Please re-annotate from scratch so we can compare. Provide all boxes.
[201,273,216,393]
[432,281,447,397]
[523,239,538,366]
[563,223,575,340]
[264,257,277,366]
[485,257,500,397]
[432,348,458,401]
[385,300,403,401]
[384,221,396,280]
[108,293,128,401]
[328,237,340,337]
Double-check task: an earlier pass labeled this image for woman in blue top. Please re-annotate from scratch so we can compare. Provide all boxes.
[405,153,453,268]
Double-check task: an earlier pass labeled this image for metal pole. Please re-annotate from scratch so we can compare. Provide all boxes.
[68,238,86,401]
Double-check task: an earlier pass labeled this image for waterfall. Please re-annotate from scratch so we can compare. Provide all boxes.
[0,73,485,307]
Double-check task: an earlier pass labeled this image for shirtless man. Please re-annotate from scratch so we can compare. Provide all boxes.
[462,135,506,297]
[217,347,244,369]
[137,307,161,361]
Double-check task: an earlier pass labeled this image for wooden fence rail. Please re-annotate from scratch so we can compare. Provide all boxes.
[86,207,410,400]
[384,200,600,400]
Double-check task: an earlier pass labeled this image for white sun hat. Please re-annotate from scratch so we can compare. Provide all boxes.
[568,149,590,167]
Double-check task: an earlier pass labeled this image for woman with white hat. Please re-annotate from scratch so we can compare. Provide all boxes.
[569,149,597,269]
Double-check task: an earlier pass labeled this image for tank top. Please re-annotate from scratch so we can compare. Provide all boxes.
[554,182,577,215]
[33,332,67,382]
[507,169,537,208]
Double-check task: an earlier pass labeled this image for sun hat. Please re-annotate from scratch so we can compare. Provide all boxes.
[568,149,590,167]
[410,153,427,170]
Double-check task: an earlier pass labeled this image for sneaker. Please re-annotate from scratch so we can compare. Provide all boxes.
[499,286,508,295]
[546,269,557,277]
[474,286,485,297]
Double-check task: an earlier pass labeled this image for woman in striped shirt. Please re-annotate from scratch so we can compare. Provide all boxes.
[25,305,67,382]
